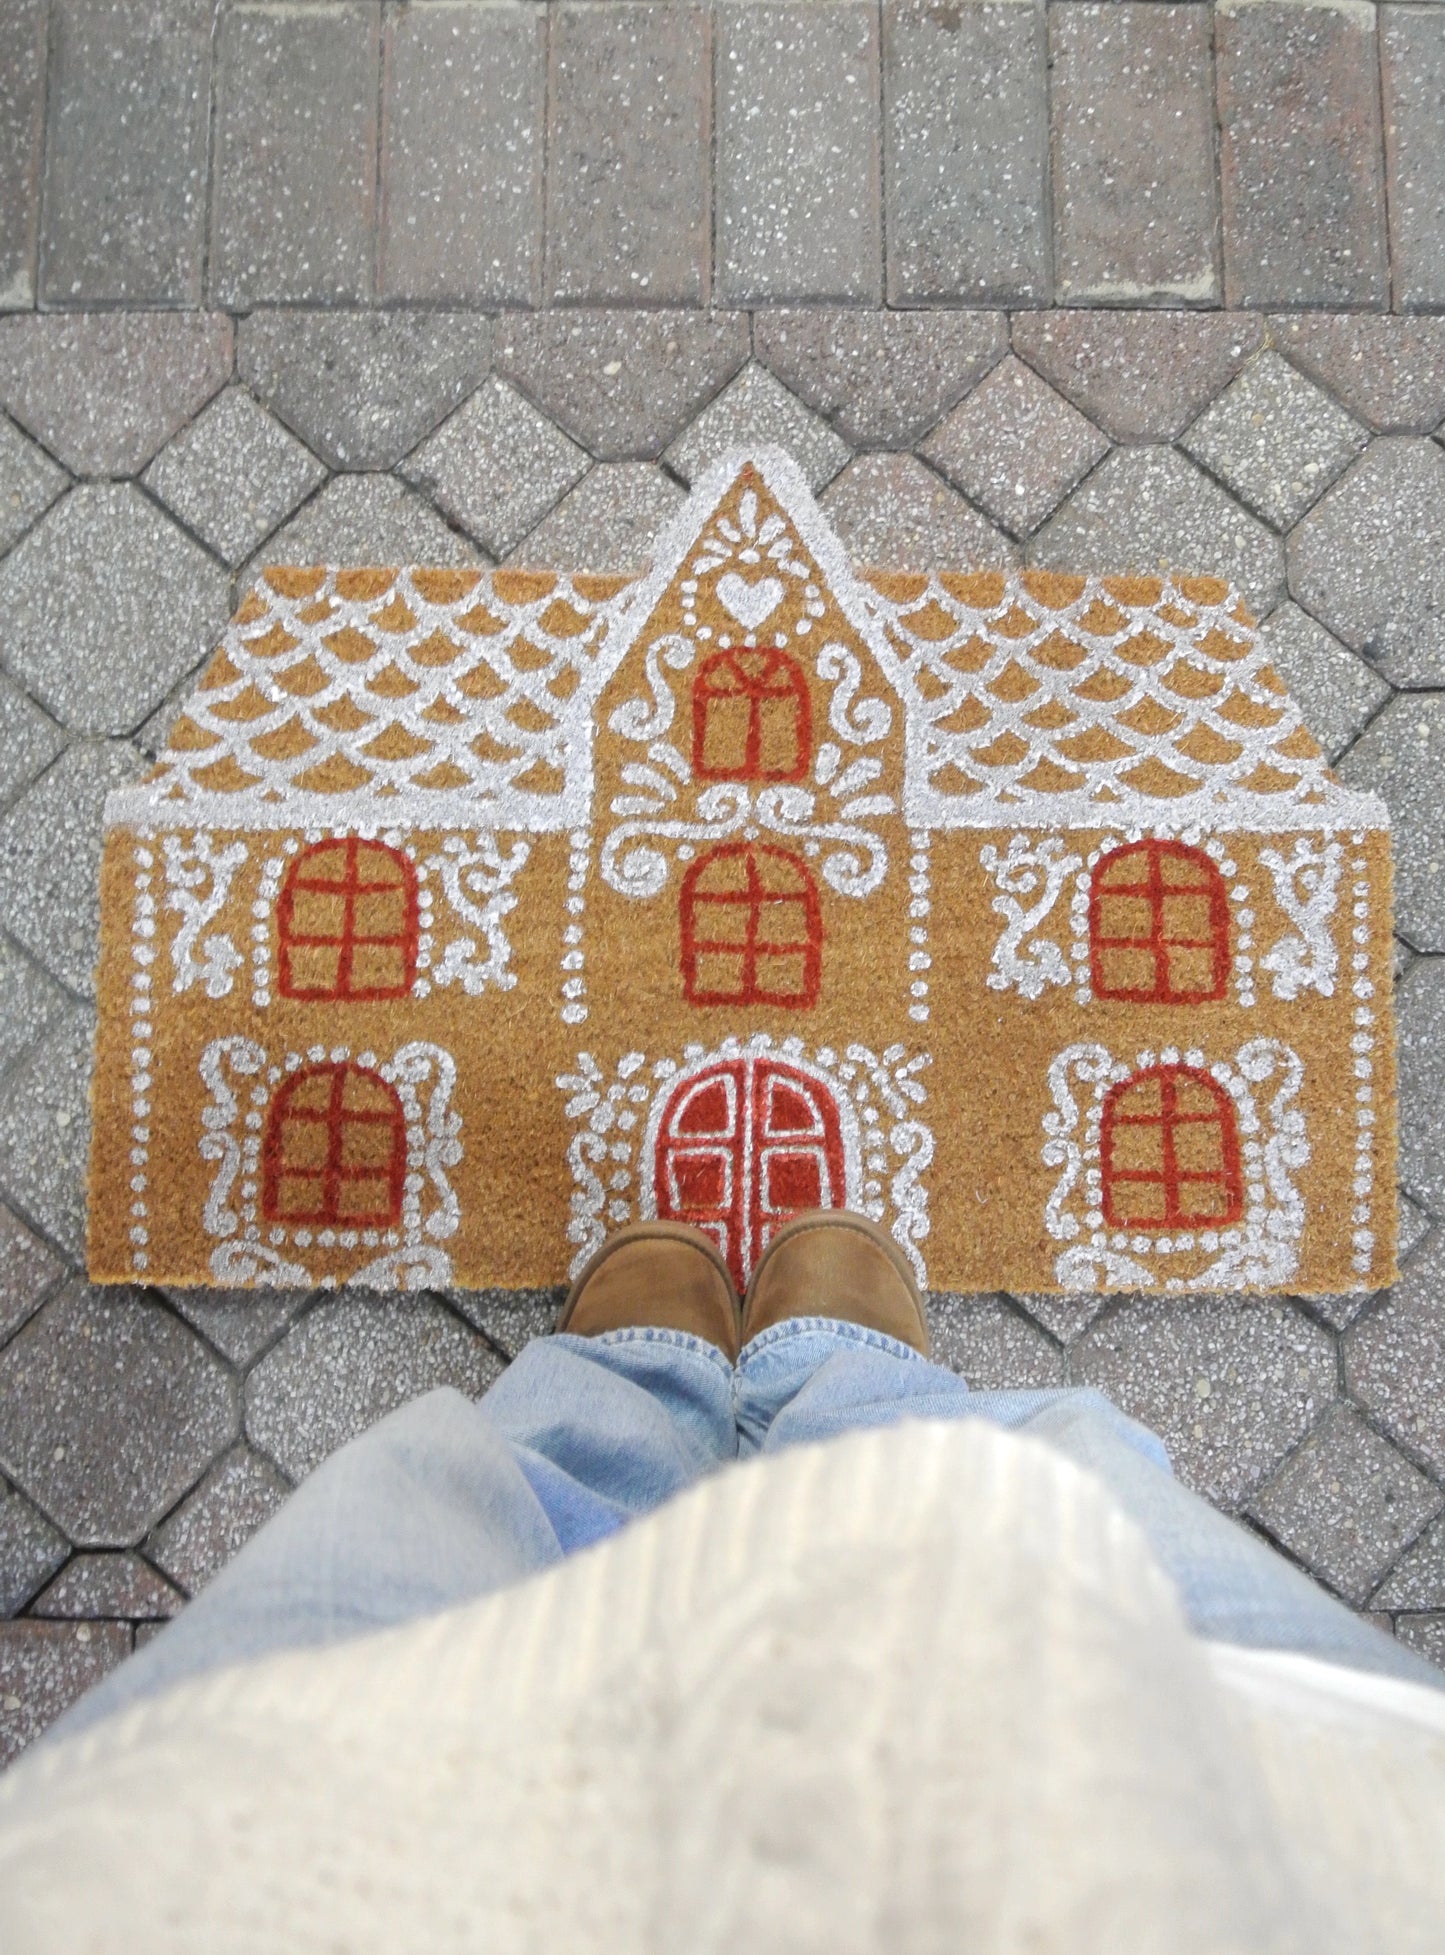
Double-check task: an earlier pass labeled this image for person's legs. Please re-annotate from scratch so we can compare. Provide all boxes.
[44,1324,736,1748]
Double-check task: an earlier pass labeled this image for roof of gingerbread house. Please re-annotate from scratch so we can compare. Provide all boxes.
[106,447,1383,836]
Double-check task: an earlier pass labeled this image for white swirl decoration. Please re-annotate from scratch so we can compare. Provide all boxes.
[606,634,695,743]
[600,783,752,897]
[817,642,892,744]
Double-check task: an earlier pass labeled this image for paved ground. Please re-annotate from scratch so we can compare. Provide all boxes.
[4,0,1445,1764]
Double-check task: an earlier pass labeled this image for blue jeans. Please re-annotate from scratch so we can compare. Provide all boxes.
[48,1318,1443,1745]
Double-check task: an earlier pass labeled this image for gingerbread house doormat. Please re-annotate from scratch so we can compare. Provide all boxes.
[89,447,1395,1297]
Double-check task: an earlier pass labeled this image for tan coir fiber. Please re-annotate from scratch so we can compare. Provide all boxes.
[89,448,1395,1299]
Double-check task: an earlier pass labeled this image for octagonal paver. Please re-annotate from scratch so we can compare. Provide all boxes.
[0,741,144,994]
[238,310,493,471]
[1246,1405,1443,1603]
[512,463,685,570]
[928,1295,1065,1387]
[1011,311,1264,443]
[1374,1511,1445,1610]
[162,1284,308,1368]
[1258,600,1390,763]
[0,412,67,556]
[1339,696,1445,954]
[1073,1295,1336,1507]
[1030,445,1285,618]
[821,453,1017,569]
[32,1552,182,1622]
[0,672,65,807]
[0,935,65,1082]
[0,1205,66,1349]
[246,1295,505,1483]
[147,1443,291,1597]
[1391,957,1445,1214]
[446,1287,559,1359]
[664,363,851,490]
[0,1282,236,1545]
[0,1024,93,1268]
[401,376,589,557]
[1345,1234,1445,1479]
[1288,439,1445,687]
[1181,349,1367,532]
[754,309,1007,447]
[922,354,1110,539]
[0,1621,131,1767]
[143,386,326,567]
[0,485,231,735]
[0,1483,67,1615]
[247,475,483,586]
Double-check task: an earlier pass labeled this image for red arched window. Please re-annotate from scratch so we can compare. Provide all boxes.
[1090,840,1229,1003]
[262,1062,406,1228]
[1101,1064,1243,1231]
[691,648,811,782]
[654,1056,847,1288]
[278,838,418,1001]
[680,844,822,1009]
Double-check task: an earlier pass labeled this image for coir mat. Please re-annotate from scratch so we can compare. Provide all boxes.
[87,446,1395,1298]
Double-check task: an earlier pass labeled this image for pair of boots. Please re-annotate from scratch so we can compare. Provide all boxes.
[556,1211,931,1365]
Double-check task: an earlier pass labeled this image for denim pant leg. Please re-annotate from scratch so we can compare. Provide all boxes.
[735,1317,1445,1693]
[43,1327,736,1748]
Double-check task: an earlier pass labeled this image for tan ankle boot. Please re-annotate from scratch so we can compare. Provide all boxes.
[741,1211,931,1356]
[556,1221,743,1360]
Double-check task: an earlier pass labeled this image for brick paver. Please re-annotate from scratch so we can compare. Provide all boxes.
[40,0,211,306]
[1381,8,1445,311]
[4,1,1445,1758]
[1050,3,1219,305]
[717,1,881,306]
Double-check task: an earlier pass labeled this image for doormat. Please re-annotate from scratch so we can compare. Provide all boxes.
[88,446,1395,1297]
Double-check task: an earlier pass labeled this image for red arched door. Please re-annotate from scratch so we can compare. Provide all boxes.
[653,1056,847,1287]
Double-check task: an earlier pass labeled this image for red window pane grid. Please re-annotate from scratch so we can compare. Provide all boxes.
[1089,840,1229,1004]
[692,647,812,783]
[262,1062,407,1228]
[1101,1064,1244,1231]
[278,837,419,1001]
[681,844,822,1009]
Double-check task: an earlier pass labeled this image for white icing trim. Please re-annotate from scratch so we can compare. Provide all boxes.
[1346,849,1379,1280]
[981,835,1082,1000]
[162,834,245,997]
[125,841,158,1277]
[1260,835,1344,1000]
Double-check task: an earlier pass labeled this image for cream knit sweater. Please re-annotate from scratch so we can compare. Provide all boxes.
[2,1419,1444,1954]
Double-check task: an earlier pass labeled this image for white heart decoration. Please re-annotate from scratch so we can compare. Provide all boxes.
[716,571,784,632]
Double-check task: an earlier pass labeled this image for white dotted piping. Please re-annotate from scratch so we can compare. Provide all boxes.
[907,828,931,1023]
[127,834,158,1276]
[561,828,590,1026]
[1348,839,1377,1279]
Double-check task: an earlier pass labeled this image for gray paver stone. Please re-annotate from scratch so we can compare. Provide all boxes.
[1049,3,1219,305]
[0,1205,67,1349]
[0,678,65,809]
[1290,441,1445,688]
[1345,1230,1445,1478]
[1073,1295,1336,1508]
[1337,698,1445,955]
[0,1282,236,1545]
[143,388,326,569]
[1012,312,1265,445]
[0,1485,67,1616]
[0,1620,130,1767]
[820,454,1017,570]
[883,0,1050,306]
[148,1444,292,1597]
[249,477,484,587]
[716,1,881,305]
[545,4,711,306]
[922,354,1110,539]
[1399,1191,1433,1268]
[163,1285,309,1369]
[753,310,1007,448]
[0,413,67,556]
[401,376,588,558]
[1374,1510,1445,1611]
[0,0,45,308]
[239,311,493,473]
[0,485,231,736]
[1270,314,1445,435]
[1030,445,1285,618]
[246,1296,505,1483]
[928,1295,1066,1387]
[1257,601,1390,764]
[1009,1290,1106,1347]
[1182,350,1368,532]
[0,1006,93,1261]
[1246,1405,1444,1604]
[1217,0,1388,309]
[495,312,749,461]
[379,1,544,306]
[446,1287,559,1359]
[1382,9,1445,311]
[32,1551,183,1622]
[0,312,232,477]
[1393,1613,1445,1671]
[210,3,380,307]
[1392,960,1445,1204]
[511,465,685,572]
[665,364,851,491]
[40,0,211,305]
[0,745,143,994]
[0,937,66,1085]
